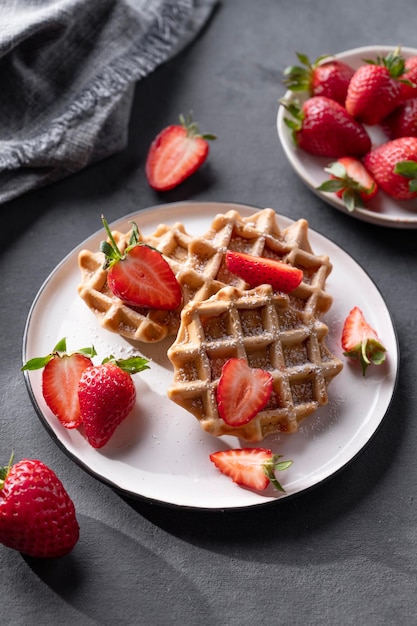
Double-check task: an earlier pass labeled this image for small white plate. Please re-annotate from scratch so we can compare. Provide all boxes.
[277,45,417,228]
[22,202,398,509]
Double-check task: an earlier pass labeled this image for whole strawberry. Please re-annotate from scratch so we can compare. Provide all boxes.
[345,48,407,125]
[22,338,97,429]
[282,96,371,158]
[78,355,149,448]
[401,55,417,100]
[0,455,79,558]
[283,52,355,105]
[363,137,417,200]
[382,98,417,139]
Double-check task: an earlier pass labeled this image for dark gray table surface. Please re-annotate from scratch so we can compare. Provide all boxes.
[2,1,416,624]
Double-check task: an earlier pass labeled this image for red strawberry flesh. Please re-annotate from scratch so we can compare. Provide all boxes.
[216,357,273,426]
[341,306,386,376]
[225,250,303,293]
[146,125,209,191]
[210,448,273,490]
[42,353,93,428]
[209,447,293,492]
[107,243,182,310]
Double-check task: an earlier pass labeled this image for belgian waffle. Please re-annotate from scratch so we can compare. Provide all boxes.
[78,209,334,343]
[167,285,343,442]
[78,230,181,343]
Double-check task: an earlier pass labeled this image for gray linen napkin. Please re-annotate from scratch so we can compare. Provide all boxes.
[0,0,218,204]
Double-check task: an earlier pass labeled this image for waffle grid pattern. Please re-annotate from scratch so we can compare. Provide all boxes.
[167,285,343,442]
[77,208,334,343]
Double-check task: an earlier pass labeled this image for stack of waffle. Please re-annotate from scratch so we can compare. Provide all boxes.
[78,208,343,441]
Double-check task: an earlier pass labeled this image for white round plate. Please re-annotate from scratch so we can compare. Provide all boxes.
[277,45,417,228]
[22,202,398,509]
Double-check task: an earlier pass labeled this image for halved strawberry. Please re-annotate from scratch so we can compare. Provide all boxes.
[22,337,96,428]
[209,448,293,492]
[216,358,273,427]
[101,217,182,310]
[341,306,386,376]
[225,250,303,293]
[317,157,378,211]
[145,113,216,191]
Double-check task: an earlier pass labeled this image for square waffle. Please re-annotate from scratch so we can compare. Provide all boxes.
[167,285,343,442]
[78,208,333,343]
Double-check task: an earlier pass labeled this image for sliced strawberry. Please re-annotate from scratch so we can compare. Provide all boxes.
[101,217,182,310]
[317,157,378,212]
[145,113,216,191]
[209,448,293,492]
[216,358,273,427]
[22,338,96,428]
[225,250,303,293]
[341,306,387,376]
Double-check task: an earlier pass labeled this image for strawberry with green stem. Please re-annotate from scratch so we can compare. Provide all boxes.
[0,453,79,558]
[283,52,355,105]
[317,157,378,212]
[225,250,303,293]
[101,216,182,310]
[281,96,371,158]
[210,448,293,492]
[363,136,417,200]
[341,306,386,376]
[145,112,216,191]
[22,337,96,428]
[78,354,149,449]
[345,48,409,125]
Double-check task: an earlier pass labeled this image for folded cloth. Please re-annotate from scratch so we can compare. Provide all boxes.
[0,0,218,204]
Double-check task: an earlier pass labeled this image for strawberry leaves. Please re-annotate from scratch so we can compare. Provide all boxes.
[393,160,417,193]
[22,337,97,371]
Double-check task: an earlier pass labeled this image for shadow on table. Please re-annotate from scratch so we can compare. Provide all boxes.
[121,360,407,567]
[21,513,213,625]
